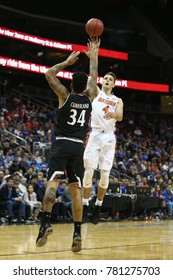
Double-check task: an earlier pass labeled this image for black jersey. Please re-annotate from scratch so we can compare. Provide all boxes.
[54,93,92,141]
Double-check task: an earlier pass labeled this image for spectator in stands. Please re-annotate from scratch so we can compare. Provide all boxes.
[18,155,30,173]
[162,183,173,217]
[134,127,143,139]
[58,179,73,220]
[9,138,19,150]
[4,148,14,162]
[24,184,42,222]
[0,170,6,189]
[57,179,68,196]
[3,155,13,170]
[0,149,5,169]
[24,167,35,184]
[40,164,48,178]
[28,155,40,171]
[4,169,10,177]
[36,173,45,188]
[167,162,173,179]
[141,177,150,188]
[1,139,11,156]
[120,178,128,194]
[18,176,28,194]
[29,174,40,193]
[8,159,20,174]
[51,194,68,223]
[37,136,46,148]
[15,185,32,220]
[34,150,42,164]
[0,175,26,223]
[134,173,142,186]
[62,183,73,220]
[39,156,48,169]
[156,177,165,190]
[12,171,23,188]
[151,184,167,217]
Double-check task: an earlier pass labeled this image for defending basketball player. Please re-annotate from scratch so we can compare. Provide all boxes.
[36,36,100,252]
[82,72,124,224]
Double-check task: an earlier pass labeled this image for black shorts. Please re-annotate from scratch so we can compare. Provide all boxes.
[47,139,85,185]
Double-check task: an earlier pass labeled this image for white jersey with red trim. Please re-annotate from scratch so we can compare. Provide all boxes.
[90,90,119,132]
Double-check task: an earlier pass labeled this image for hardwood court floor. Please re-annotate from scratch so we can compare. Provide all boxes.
[0,219,173,260]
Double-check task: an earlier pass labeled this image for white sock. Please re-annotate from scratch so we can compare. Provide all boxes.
[95,199,103,206]
[83,199,89,206]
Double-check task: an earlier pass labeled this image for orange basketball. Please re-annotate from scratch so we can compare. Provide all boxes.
[85,18,104,37]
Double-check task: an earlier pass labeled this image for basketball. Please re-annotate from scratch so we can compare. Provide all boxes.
[85,18,104,37]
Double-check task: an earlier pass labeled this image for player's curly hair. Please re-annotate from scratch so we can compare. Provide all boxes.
[72,72,88,93]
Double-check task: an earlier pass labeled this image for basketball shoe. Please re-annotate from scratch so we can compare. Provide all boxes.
[71,232,82,252]
[36,223,53,247]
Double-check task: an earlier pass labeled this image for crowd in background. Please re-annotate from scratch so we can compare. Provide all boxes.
[0,89,173,223]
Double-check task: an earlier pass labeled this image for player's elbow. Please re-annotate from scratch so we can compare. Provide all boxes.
[116,113,123,121]
[118,116,123,121]
[45,70,51,79]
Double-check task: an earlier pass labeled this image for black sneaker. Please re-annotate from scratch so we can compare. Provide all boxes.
[8,217,17,224]
[36,223,53,247]
[71,232,82,252]
[18,217,26,223]
[82,205,89,223]
[91,205,101,224]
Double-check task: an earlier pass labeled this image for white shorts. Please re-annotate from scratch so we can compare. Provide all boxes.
[83,131,116,170]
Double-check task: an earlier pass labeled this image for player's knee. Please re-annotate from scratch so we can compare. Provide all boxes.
[99,170,110,189]
[83,168,94,188]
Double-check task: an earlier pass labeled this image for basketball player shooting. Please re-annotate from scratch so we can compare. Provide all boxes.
[82,71,124,224]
